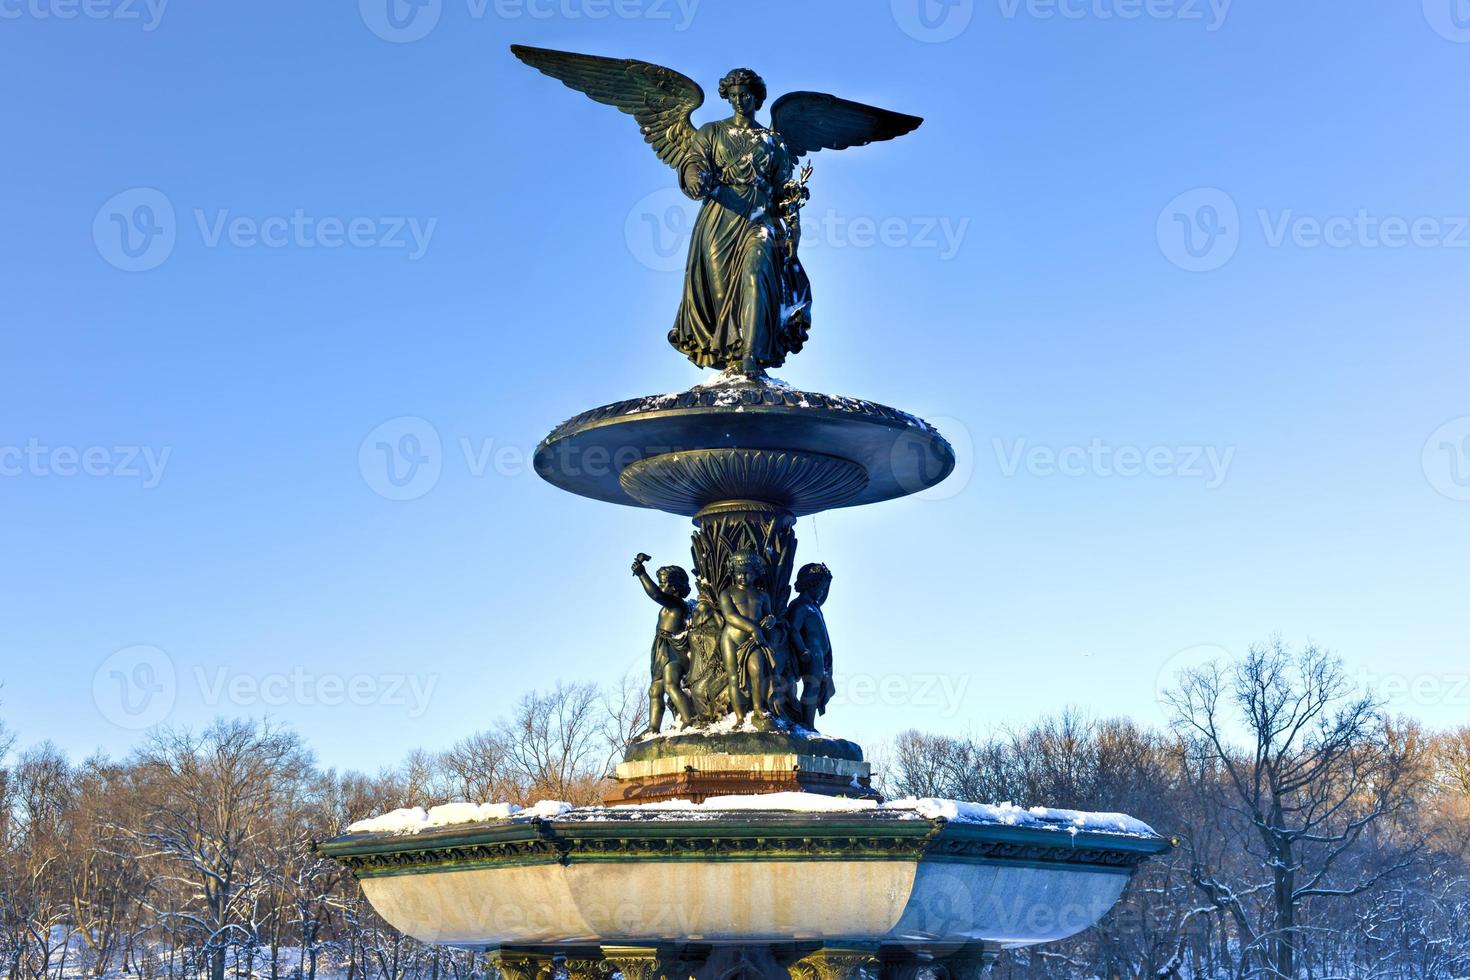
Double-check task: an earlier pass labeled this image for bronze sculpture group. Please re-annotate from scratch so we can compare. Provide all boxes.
[634,552,834,734]
[513,45,926,736]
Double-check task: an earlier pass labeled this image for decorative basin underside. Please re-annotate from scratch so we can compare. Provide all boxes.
[320,805,1169,950]
[533,378,955,516]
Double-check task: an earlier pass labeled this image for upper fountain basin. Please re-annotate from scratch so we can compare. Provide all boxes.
[533,374,956,517]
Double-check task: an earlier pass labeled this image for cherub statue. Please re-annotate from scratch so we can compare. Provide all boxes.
[631,553,695,734]
[786,562,836,730]
[511,45,923,376]
[718,550,782,726]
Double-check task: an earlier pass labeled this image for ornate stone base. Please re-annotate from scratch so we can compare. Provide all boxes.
[487,943,998,980]
[605,730,879,805]
[604,752,878,805]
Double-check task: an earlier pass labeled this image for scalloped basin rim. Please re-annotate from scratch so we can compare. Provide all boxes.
[533,384,956,514]
[320,811,1168,865]
[319,811,1169,949]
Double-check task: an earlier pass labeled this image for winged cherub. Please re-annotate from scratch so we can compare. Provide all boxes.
[511,45,923,376]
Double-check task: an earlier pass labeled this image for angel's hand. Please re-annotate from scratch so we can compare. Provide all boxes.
[679,167,712,201]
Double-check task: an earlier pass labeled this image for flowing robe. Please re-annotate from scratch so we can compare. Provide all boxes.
[668,118,811,370]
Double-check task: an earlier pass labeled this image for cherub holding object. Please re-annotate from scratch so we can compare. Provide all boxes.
[632,553,695,734]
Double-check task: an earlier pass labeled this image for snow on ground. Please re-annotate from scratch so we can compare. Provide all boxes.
[346,794,1158,839]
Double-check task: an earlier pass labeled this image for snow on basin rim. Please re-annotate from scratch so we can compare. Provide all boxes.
[346,794,1157,839]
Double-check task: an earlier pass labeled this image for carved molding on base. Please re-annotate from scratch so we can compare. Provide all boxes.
[487,944,999,980]
[486,951,555,980]
[787,947,881,980]
[599,947,700,980]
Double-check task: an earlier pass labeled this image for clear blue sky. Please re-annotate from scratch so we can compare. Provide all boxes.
[3,0,1468,773]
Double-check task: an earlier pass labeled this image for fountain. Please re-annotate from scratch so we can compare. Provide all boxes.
[317,44,1171,980]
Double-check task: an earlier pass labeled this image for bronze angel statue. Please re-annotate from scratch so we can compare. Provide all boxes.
[511,45,923,376]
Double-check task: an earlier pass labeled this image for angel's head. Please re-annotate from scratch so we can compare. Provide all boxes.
[718,68,766,118]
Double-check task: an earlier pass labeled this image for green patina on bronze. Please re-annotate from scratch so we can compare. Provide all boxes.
[512,46,946,742]
[620,730,864,765]
[532,377,955,746]
[511,46,921,378]
[316,813,1169,881]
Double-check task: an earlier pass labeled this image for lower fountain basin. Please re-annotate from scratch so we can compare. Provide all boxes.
[319,799,1169,950]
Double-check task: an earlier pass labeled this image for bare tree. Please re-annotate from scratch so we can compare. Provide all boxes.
[128,719,313,980]
[599,671,651,780]
[1165,639,1425,979]
[498,683,605,804]
[437,733,515,804]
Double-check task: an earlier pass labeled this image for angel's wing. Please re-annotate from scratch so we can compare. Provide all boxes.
[510,45,705,172]
[769,92,923,159]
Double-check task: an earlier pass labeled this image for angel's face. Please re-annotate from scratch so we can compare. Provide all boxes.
[726,83,757,118]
